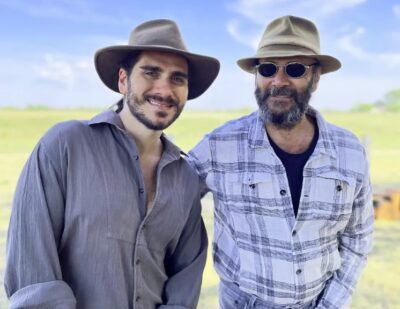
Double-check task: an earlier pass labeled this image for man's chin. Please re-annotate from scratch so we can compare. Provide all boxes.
[266,98,294,111]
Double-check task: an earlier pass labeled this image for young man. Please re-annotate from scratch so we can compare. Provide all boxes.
[5,19,219,308]
[189,16,373,309]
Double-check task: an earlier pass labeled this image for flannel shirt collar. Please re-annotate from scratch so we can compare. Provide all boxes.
[248,107,337,160]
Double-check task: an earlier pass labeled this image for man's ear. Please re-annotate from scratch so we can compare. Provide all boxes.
[118,68,128,95]
[310,68,321,93]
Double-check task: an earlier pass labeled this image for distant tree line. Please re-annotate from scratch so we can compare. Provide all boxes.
[352,89,400,112]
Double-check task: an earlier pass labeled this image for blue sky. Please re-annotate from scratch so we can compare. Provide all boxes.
[1,0,399,111]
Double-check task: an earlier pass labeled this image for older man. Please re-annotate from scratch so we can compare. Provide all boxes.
[189,16,373,308]
[5,19,219,308]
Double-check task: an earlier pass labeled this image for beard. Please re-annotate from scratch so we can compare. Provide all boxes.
[124,82,184,131]
[255,76,315,130]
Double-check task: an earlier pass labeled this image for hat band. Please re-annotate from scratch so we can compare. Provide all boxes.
[256,44,319,58]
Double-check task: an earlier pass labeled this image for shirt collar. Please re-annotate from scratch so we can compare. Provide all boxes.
[88,109,183,160]
[88,108,124,128]
[309,108,337,159]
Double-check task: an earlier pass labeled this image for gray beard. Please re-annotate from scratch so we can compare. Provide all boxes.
[255,77,314,130]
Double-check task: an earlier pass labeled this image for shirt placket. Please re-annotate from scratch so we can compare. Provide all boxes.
[132,150,175,308]
[118,132,148,308]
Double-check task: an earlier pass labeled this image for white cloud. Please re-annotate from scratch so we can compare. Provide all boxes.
[34,54,92,85]
[337,27,369,60]
[2,54,399,111]
[337,27,400,69]
[315,0,367,15]
[226,20,260,50]
[35,54,75,84]
[228,0,367,26]
[386,31,400,42]
[0,54,118,108]
[376,53,400,68]
[393,4,400,17]
[226,0,370,62]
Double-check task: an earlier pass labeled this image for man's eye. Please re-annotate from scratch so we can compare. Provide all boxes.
[171,75,187,85]
[144,70,158,78]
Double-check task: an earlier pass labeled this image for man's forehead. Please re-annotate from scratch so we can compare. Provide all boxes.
[136,50,188,71]
[259,56,318,64]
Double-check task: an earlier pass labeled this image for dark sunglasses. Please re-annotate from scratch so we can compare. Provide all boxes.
[256,62,317,79]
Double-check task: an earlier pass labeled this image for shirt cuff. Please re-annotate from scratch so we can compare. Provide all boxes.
[9,280,76,309]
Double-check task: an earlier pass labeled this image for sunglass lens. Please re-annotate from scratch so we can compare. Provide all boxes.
[258,63,277,77]
[286,63,306,78]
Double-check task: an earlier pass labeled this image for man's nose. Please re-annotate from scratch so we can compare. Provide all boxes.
[152,78,174,96]
[271,67,290,88]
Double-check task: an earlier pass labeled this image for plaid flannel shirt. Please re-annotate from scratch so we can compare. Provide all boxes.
[188,108,373,308]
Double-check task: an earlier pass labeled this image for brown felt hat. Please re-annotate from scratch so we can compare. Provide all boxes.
[95,19,220,100]
[237,15,341,74]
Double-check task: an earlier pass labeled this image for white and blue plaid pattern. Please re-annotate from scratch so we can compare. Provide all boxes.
[188,109,373,308]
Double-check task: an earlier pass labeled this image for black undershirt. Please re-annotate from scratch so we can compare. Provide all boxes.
[268,125,319,217]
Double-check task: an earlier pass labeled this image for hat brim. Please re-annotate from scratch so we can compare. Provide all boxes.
[95,45,220,100]
[237,51,341,75]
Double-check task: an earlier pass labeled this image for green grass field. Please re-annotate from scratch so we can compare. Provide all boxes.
[0,108,399,308]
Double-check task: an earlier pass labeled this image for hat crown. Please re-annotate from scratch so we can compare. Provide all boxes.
[129,19,188,51]
[236,15,341,75]
[258,15,320,55]
[94,18,220,100]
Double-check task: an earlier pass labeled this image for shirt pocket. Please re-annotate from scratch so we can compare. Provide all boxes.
[306,171,356,231]
[225,172,278,238]
[225,172,276,206]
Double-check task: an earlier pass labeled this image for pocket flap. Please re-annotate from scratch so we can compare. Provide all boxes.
[314,170,356,187]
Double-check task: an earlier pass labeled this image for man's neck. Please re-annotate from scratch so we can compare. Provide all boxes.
[119,105,163,157]
[266,115,316,154]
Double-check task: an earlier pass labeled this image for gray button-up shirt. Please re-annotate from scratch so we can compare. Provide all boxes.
[5,109,208,309]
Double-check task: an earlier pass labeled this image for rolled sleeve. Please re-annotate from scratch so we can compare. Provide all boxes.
[5,138,76,307]
[9,281,76,309]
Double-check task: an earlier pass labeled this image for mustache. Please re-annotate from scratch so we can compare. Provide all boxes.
[268,87,296,97]
[257,87,297,102]
[144,94,179,107]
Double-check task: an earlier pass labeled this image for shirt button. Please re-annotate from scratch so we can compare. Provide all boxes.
[280,189,287,195]
[139,188,144,194]
[136,296,141,302]
[249,184,256,189]
[296,269,302,275]
[336,185,342,192]
[292,230,297,236]
[136,259,140,265]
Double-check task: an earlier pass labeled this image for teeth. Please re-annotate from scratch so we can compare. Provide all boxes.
[147,98,173,108]
[148,98,162,106]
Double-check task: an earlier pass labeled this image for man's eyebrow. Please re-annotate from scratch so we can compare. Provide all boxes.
[140,65,188,79]
[139,65,161,72]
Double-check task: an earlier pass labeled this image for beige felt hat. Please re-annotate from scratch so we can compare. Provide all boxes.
[237,15,341,74]
[95,19,220,100]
